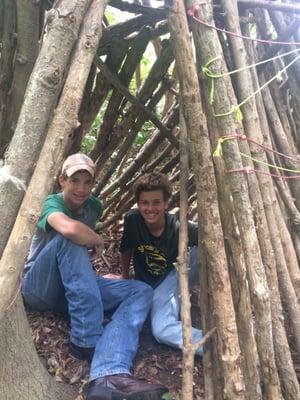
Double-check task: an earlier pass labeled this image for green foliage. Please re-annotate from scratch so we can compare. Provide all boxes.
[105,5,132,25]
[140,50,152,81]
[81,114,101,154]
[141,56,151,68]
[105,11,117,25]
[81,94,111,154]
[162,392,174,400]
[133,120,152,149]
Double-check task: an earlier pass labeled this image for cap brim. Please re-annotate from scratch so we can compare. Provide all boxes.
[65,165,95,177]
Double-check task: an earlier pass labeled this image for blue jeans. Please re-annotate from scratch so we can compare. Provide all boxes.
[151,247,203,355]
[22,234,153,380]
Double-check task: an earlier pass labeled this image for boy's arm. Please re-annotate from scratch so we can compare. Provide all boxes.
[121,249,133,279]
[47,212,104,252]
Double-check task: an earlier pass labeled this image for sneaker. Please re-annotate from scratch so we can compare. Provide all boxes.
[69,341,95,362]
[86,373,169,399]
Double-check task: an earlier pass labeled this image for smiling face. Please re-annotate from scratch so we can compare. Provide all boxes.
[137,190,168,229]
[59,170,94,211]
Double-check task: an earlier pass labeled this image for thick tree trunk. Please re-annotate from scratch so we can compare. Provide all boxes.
[1,0,40,156]
[0,0,17,157]
[0,297,75,400]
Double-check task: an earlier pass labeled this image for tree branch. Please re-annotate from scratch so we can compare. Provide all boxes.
[95,58,179,149]
[109,0,166,17]
[238,0,300,14]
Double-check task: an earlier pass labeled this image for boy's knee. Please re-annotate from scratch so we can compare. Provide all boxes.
[55,233,88,254]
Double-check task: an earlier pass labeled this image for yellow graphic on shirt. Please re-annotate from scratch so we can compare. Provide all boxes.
[137,244,167,276]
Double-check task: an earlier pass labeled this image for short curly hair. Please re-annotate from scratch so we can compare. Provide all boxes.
[133,172,172,202]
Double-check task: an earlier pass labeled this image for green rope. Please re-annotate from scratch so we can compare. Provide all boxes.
[203,47,299,80]
[213,137,300,175]
[202,48,300,113]
[213,136,236,157]
[240,152,300,174]
[214,53,300,118]
[202,56,221,104]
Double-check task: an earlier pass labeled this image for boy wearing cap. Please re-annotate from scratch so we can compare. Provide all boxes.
[22,153,168,400]
[120,172,203,356]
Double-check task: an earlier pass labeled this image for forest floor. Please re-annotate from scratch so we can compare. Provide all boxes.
[26,234,204,399]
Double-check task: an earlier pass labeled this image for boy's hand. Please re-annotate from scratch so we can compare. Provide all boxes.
[88,239,104,260]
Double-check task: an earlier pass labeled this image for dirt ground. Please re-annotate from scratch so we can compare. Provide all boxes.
[26,235,204,399]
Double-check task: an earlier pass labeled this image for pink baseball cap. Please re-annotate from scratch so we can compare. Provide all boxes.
[62,153,95,177]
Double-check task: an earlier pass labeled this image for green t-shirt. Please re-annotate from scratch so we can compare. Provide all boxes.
[24,193,102,271]
[119,208,198,288]
[38,193,102,231]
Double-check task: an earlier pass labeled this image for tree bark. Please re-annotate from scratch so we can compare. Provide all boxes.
[0,2,104,398]
[93,40,174,176]
[166,1,245,398]
[191,5,262,400]
[220,2,285,397]
[0,0,92,256]
[0,0,17,157]
[1,0,40,157]
[262,73,300,213]
[190,0,283,397]
[90,27,151,160]
[247,28,300,395]
[99,106,178,199]
[0,297,75,400]
[0,0,105,317]
[178,106,194,400]
[70,41,129,153]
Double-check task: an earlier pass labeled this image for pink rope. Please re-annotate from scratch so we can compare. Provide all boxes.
[224,134,300,165]
[187,5,300,47]
[226,166,300,180]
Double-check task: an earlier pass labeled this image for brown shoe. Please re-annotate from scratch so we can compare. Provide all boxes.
[86,373,169,399]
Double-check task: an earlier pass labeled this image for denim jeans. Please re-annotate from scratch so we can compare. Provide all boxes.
[151,246,203,355]
[22,234,153,380]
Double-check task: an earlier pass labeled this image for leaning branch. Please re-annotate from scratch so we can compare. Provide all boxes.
[95,58,179,149]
